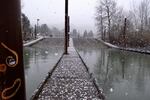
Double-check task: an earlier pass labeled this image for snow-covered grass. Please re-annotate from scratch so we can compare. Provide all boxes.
[23,36,44,47]
[96,38,150,54]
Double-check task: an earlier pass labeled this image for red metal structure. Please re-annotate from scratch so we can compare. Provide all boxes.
[0,0,70,99]
[0,0,26,99]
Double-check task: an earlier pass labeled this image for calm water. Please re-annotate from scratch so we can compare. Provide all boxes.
[23,38,150,100]
[23,38,64,100]
[74,39,150,100]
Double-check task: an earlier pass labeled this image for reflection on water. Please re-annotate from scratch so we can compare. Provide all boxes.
[74,38,150,100]
[23,38,64,100]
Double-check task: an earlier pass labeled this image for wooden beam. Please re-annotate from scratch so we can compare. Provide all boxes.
[64,0,69,54]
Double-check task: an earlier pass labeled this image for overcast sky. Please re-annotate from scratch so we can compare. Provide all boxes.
[22,0,140,34]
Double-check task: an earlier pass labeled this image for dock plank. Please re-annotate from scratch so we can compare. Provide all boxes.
[33,39,103,100]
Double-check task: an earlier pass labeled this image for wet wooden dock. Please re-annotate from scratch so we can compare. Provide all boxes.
[31,39,104,100]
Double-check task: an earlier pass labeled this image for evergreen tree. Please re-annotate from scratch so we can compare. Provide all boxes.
[83,30,88,38]
[88,30,94,38]
[21,13,31,40]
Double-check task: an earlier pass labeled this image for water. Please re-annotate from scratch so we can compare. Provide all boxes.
[74,38,150,100]
[23,38,64,100]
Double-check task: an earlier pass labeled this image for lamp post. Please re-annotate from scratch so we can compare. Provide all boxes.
[35,19,39,39]
[64,0,69,54]
[34,24,37,39]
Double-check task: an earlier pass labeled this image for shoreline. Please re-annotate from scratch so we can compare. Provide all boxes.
[96,38,150,54]
[23,36,44,47]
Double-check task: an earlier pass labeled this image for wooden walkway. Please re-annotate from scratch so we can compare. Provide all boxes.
[32,39,104,100]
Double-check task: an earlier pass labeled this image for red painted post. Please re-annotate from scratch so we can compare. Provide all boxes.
[0,0,26,100]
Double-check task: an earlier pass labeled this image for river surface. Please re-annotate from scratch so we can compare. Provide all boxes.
[74,38,150,100]
[23,38,64,100]
[24,38,150,100]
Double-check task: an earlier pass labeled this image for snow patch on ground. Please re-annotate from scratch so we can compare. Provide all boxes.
[23,36,44,47]
[96,38,150,54]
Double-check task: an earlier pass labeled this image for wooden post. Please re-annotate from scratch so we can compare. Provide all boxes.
[67,16,70,33]
[64,0,69,54]
[123,18,127,47]
[0,0,26,100]
[67,16,70,47]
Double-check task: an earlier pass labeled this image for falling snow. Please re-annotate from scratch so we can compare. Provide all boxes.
[35,39,104,100]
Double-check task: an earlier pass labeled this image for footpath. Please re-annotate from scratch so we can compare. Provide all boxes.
[31,38,104,100]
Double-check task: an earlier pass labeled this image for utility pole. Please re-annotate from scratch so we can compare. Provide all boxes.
[64,0,69,54]
[0,0,26,100]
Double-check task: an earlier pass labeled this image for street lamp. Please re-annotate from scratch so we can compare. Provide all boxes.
[35,19,40,39]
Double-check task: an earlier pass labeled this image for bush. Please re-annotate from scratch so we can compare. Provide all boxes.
[111,32,150,48]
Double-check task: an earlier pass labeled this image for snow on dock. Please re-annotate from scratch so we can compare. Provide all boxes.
[23,36,44,47]
[31,38,104,100]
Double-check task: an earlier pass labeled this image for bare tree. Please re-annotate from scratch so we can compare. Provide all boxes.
[96,0,117,41]
[132,0,150,33]
[96,6,104,40]
[111,7,125,39]
[95,0,150,47]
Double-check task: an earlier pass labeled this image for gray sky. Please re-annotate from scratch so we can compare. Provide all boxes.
[22,0,139,34]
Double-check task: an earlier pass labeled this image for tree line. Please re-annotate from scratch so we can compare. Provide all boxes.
[21,13,53,41]
[96,0,150,47]
[71,29,94,38]
[22,14,94,41]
